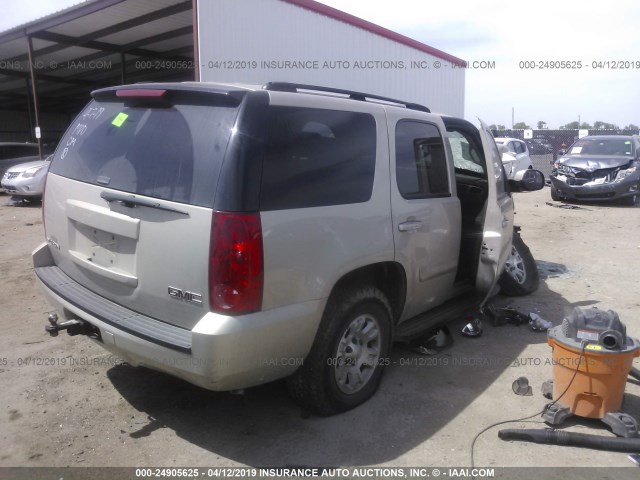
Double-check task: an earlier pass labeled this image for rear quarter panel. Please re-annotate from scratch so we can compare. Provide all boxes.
[260,93,394,310]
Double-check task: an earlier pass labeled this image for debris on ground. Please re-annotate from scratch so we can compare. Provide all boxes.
[484,305,529,327]
[529,312,553,332]
[541,380,554,399]
[545,201,591,210]
[409,326,453,355]
[483,305,552,332]
[461,316,483,338]
[512,377,533,396]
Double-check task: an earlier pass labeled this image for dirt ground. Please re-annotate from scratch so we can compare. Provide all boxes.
[1,187,639,474]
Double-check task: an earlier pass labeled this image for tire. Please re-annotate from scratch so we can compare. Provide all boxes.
[550,184,562,201]
[499,233,539,296]
[286,286,392,416]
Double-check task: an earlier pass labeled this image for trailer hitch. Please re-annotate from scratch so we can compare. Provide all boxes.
[45,313,97,337]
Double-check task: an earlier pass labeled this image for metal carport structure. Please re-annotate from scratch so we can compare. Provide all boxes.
[1,0,466,158]
[0,0,197,155]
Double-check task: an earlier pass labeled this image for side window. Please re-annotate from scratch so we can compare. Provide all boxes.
[259,107,376,210]
[395,121,450,199]
[447,130,485,176]
[506,141,516,153]
[514,141,526,154]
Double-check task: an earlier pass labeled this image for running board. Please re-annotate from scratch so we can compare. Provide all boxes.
[394,289,482,342]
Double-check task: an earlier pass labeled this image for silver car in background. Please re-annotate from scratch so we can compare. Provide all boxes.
[1,155,51,200]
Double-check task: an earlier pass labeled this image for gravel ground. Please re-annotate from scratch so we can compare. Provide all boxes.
[0,187,639,475]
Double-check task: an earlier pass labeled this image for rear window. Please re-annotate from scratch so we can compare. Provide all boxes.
[50,96,240,207]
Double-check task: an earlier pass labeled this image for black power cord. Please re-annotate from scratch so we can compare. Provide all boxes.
[469,341,587,472]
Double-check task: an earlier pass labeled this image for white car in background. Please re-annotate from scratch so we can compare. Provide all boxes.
[1,155,51,200]
[494,137,533,180]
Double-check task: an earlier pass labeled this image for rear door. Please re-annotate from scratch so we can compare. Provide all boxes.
[45,88,242,330]
[476,120,514,295]
[389,112,461,320]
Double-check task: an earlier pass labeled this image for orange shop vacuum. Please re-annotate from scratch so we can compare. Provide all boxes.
[543,307,640,436]
[499,307,640,453]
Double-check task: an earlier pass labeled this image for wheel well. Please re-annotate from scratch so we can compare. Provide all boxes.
[328,262,406,323]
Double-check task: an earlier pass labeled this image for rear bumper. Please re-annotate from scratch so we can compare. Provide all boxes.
[550,174,639,201]
[33,242,324,391]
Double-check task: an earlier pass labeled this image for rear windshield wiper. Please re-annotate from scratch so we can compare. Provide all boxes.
[100,191,189,216]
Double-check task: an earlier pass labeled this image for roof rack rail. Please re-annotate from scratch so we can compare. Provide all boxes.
[263,82,430,113]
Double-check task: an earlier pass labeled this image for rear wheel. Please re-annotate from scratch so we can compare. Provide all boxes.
[286,286,392,415]
[499,233,539,296]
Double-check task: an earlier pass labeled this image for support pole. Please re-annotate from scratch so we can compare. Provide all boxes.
[26,35,43,159]
[192,0,199,81]
[24,78,34,142]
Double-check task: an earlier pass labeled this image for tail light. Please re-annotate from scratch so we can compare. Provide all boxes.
[209,212,263,314]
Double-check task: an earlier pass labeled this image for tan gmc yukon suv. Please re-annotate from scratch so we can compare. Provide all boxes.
[34,82,544,415]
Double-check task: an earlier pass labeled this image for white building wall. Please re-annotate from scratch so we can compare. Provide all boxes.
[197,0,464,116]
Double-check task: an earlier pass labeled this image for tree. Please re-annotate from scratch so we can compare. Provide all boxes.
[537,121,547,129]
[561,121,580,129]
[580,122,592,129]
[497,125,506,130]
[513,122,530,129]
[623,124,639,131]
[593,120,619,130]
[489,124,497,130]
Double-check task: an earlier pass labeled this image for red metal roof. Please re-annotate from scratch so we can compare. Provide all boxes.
[282,0,466,66]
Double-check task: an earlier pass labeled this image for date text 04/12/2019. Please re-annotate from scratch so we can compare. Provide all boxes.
[519,60,640,69]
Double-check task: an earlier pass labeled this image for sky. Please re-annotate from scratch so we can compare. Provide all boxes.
[2,0,639,129]
[314,0,640,130]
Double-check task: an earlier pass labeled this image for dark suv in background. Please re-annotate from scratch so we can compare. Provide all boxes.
[551,135,640,205]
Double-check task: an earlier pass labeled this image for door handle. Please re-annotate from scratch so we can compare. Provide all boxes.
[398,220,423,232]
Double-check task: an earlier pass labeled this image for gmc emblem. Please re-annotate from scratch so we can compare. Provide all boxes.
[168,286,203,305]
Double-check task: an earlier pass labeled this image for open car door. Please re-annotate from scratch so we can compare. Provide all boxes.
[476,119,514,303]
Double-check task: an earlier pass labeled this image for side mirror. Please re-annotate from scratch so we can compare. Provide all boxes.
[558,149,566,156]
[509,169,545,192]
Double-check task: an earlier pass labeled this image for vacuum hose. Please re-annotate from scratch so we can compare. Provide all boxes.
[498,429,640,453]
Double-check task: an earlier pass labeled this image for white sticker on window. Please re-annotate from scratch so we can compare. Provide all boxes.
[571,147,582,154]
